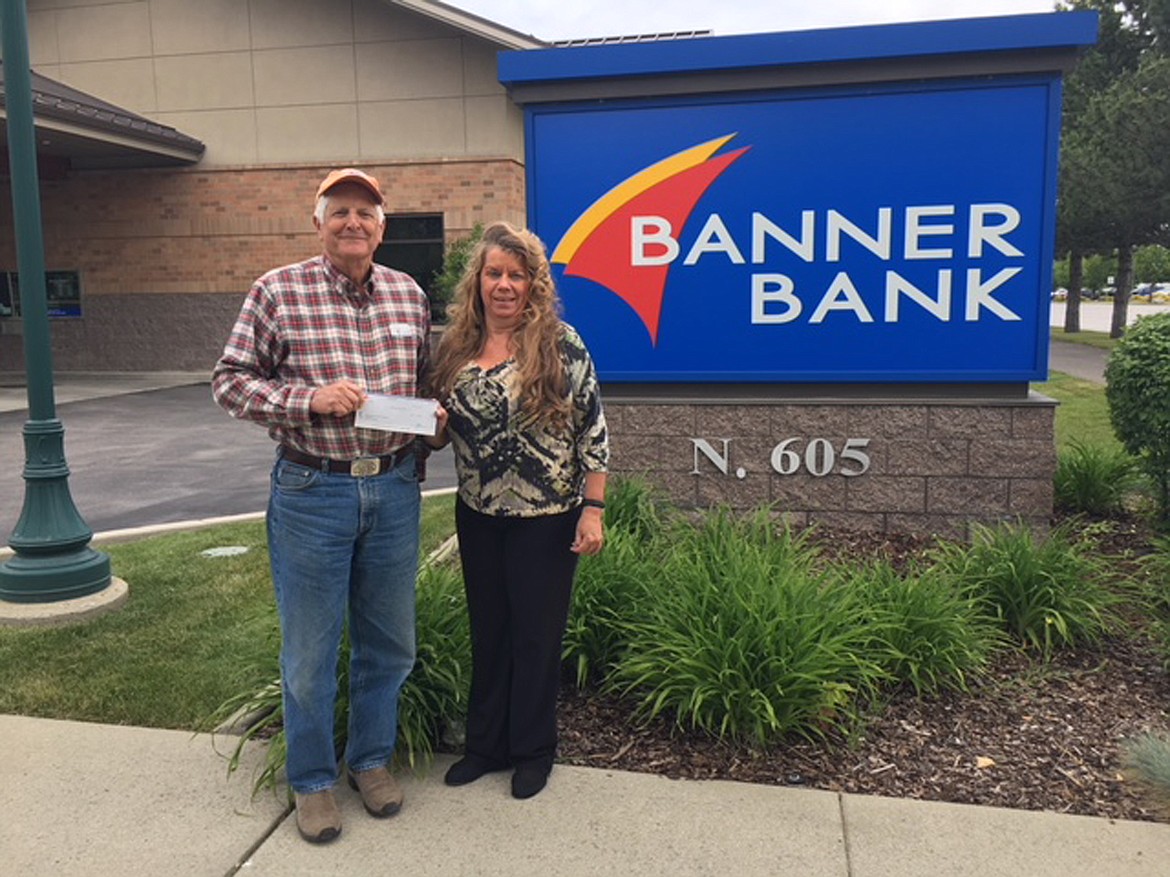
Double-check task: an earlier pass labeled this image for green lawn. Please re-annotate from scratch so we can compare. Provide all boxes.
[0,491,456,730]
[1041,327,1120,451]
[1049,327,1117,352]
[1033,371,1122,452]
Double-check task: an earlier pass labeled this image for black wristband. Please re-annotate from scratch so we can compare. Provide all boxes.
[582,498,606,510]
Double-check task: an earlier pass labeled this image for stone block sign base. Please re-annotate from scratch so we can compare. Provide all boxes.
[603,391,1057,539]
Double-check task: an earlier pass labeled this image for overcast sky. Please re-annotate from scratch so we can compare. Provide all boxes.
[450,0,1062,42]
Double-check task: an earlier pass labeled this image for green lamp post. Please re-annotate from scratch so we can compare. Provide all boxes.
[0,0,110,603]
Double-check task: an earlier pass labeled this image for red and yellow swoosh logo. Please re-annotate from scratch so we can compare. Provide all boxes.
[552,134,750,345]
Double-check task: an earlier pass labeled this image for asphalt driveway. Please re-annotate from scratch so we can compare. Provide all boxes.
[0,382,455,546]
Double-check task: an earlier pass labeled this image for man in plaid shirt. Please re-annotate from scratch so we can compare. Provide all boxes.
[213,168,436,844]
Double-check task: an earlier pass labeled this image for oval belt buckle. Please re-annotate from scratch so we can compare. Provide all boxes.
[350,457,380,477]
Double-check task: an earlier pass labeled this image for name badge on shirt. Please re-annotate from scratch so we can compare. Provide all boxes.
[389,322,418,339]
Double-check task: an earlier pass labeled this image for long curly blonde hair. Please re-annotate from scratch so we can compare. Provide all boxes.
[429,221,570,427]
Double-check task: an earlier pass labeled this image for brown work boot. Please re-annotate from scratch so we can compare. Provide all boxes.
[347,765,404,818]
[294,789,341,843]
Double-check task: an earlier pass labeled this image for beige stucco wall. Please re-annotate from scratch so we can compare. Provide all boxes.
[26,0,524,166]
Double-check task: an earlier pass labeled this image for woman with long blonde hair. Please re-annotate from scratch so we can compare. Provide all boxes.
[425,221,608,799]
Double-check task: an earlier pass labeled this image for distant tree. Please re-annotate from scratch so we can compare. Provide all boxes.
[1073,55,1170,333]
[1056,0,1170,335]
[1084,252,1118,291]
[1134,244,1170,282]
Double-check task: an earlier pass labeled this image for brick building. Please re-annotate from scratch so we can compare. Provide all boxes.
[0,0,537,370]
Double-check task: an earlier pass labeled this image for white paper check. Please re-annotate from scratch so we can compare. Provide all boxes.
[355,394,438,436]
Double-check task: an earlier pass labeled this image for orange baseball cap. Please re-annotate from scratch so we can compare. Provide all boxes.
[315,168,384,205]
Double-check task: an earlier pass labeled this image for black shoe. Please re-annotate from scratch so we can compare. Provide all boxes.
[511,766,549,799]
[444,755,505,787]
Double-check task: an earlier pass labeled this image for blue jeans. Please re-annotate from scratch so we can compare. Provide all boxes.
[267,453,420,794]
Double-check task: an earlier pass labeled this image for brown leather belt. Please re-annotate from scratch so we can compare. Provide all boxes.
[280,445,412,477]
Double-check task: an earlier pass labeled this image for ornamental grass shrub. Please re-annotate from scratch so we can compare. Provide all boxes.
[563,526,658,688]
[396,561,472,768]
[609,509,887,746]
[563,477,673,687]
[1140,535,1170,609]
[1054,438,1142,517]
[214,486,1135,789]
[1122,732,1170,815]
[1139,537,1170,672]
[928,520,1120,658]
[841,560,1003,697]
[599,474,670,543]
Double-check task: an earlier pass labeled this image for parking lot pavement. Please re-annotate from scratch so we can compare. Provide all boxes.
[1050,300,1170,332]
[0,379,455,547]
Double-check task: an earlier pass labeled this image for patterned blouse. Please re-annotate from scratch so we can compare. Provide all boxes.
[444,323,609,517]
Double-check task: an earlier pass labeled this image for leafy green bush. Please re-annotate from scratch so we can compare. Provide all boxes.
[843,561,1002,696]
[1054,438,1141,516]
[430,223,483,322]
[610,509,886,746]
[1105,311,1170,525]
[928,521,1120,657]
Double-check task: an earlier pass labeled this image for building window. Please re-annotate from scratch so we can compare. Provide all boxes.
[377,214,445,320]
[0,273,15,318]
[0,270,82,318]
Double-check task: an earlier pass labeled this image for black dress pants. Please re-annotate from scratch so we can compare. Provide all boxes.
[455,498,579,771]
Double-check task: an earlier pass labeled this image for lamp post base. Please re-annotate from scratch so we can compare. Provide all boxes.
[0,545,112,603]
[0,575,127,626]
[0,417,111,603]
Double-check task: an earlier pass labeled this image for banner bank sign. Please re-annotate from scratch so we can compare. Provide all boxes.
[505,15,1096,383]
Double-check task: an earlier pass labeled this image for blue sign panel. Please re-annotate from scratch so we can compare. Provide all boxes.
[525,77,1061,383]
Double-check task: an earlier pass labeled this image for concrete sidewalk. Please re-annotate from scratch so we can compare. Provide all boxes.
[1049,339,1108,384]
[0,370,209,413]
[3,714,1168,877]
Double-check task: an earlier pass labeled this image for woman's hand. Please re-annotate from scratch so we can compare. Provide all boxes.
[571,506,604,555]
[425,403,450,449]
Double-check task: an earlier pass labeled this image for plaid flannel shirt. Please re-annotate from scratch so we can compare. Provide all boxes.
[212,255,431,460]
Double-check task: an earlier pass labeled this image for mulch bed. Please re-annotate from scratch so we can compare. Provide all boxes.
[554,516,1170,823]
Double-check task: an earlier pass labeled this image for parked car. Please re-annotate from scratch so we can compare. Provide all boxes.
[1132,282,1170,301]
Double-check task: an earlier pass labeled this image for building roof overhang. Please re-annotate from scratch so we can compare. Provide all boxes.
[386,0,546,49]
[0,64,205,172]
